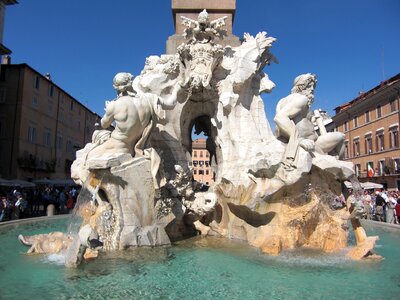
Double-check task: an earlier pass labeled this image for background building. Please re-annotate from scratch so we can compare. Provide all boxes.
[191,138,214,185]
[0,62,100,181]
[331,73,400,189]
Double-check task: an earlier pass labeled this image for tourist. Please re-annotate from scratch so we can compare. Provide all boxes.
[0,195,11,221]
[395,198,400,224]
[66,192,74,212]
[58,189,67,214]
[386,191,397,224]
[362,190,372,220]
[374,190,386,222]
[15,193,28,219]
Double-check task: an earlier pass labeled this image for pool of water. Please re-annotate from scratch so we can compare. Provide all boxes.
[0,218,399,299]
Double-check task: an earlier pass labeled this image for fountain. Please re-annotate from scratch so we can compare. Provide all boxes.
[18,9,381,268]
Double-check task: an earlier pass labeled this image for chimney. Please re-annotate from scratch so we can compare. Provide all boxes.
[2,55,11,64]
[45,73,52,81]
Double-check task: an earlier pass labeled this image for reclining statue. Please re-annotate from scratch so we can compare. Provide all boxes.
[86,72,181,160]
[274,73,345,170]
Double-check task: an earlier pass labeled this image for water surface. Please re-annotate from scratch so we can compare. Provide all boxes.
[0,219,399,299]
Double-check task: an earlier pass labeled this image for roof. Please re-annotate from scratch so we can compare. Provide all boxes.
[0,43,12,55]
[2,0,18,5]
[192,138,207,149]
[334,73,400,114]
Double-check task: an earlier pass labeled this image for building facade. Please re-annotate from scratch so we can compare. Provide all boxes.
[191,138,214,185]
[0,62,100,180]
[331,73,400,189]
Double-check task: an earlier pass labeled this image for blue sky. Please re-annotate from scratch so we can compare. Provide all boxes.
[5,0,400,128]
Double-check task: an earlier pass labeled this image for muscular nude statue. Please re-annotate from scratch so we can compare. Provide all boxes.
[87,72,180,159]
[274,73,345,170]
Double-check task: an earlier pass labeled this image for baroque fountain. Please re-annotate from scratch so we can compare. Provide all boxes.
[19,9,380,268]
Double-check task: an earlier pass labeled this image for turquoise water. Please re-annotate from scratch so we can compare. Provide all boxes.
[0,219,399,299]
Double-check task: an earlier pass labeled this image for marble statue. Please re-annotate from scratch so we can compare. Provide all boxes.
[87,72,180,159]
[19,232,73,254]
[275,73,345,170]
[180,9,227,43]
[23,7,381,267]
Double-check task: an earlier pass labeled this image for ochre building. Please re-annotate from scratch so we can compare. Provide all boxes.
[332,73,400,189]
[0,62,100,181]
[191,138,214,185]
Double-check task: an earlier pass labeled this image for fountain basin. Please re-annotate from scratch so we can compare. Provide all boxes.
[1,217,399,299]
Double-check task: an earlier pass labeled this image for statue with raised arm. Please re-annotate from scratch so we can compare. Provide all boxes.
[87,72,180,159]
[274,73,345,170]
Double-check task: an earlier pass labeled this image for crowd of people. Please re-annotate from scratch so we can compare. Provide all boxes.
[348,188,400,224]
[0,185,79,222]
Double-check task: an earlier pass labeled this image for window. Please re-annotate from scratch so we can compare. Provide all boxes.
[199,161,204,166]
[378,160,385,175]
[344,121,348,131]
[44,130,51,147]
[28,126,37,142]
[200,151,203,158]
[376,105,382,118]
[188,162,192,166]
[48,85,54,97]
[32,95,39,108]
[206,170,209,175]
[364,134,373,154]
[77,120,81,130]
[395,158,400,173]
[365,110,370,123]
[199,170,204,175]
[389,127,399,149]
[193,151,197,157]
[60,108,64,122]
[353,116,358,128]
[353,138,360,156]
[367,162,374,177]
[70,100,74,111]
[344,141,349,159]
[376,131,384,151]
[0,88,6,103]
[390,98,397,112]
[206,152,209,157]
[57,135,63,149]
[34,76,40,89]
[193,170,197,175]
[193,160,198,166]
[47,100,53,116]
[355,164,361,177]
[205,161,209,167]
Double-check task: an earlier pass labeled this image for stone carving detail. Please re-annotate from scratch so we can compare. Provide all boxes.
[180,9,227,43]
